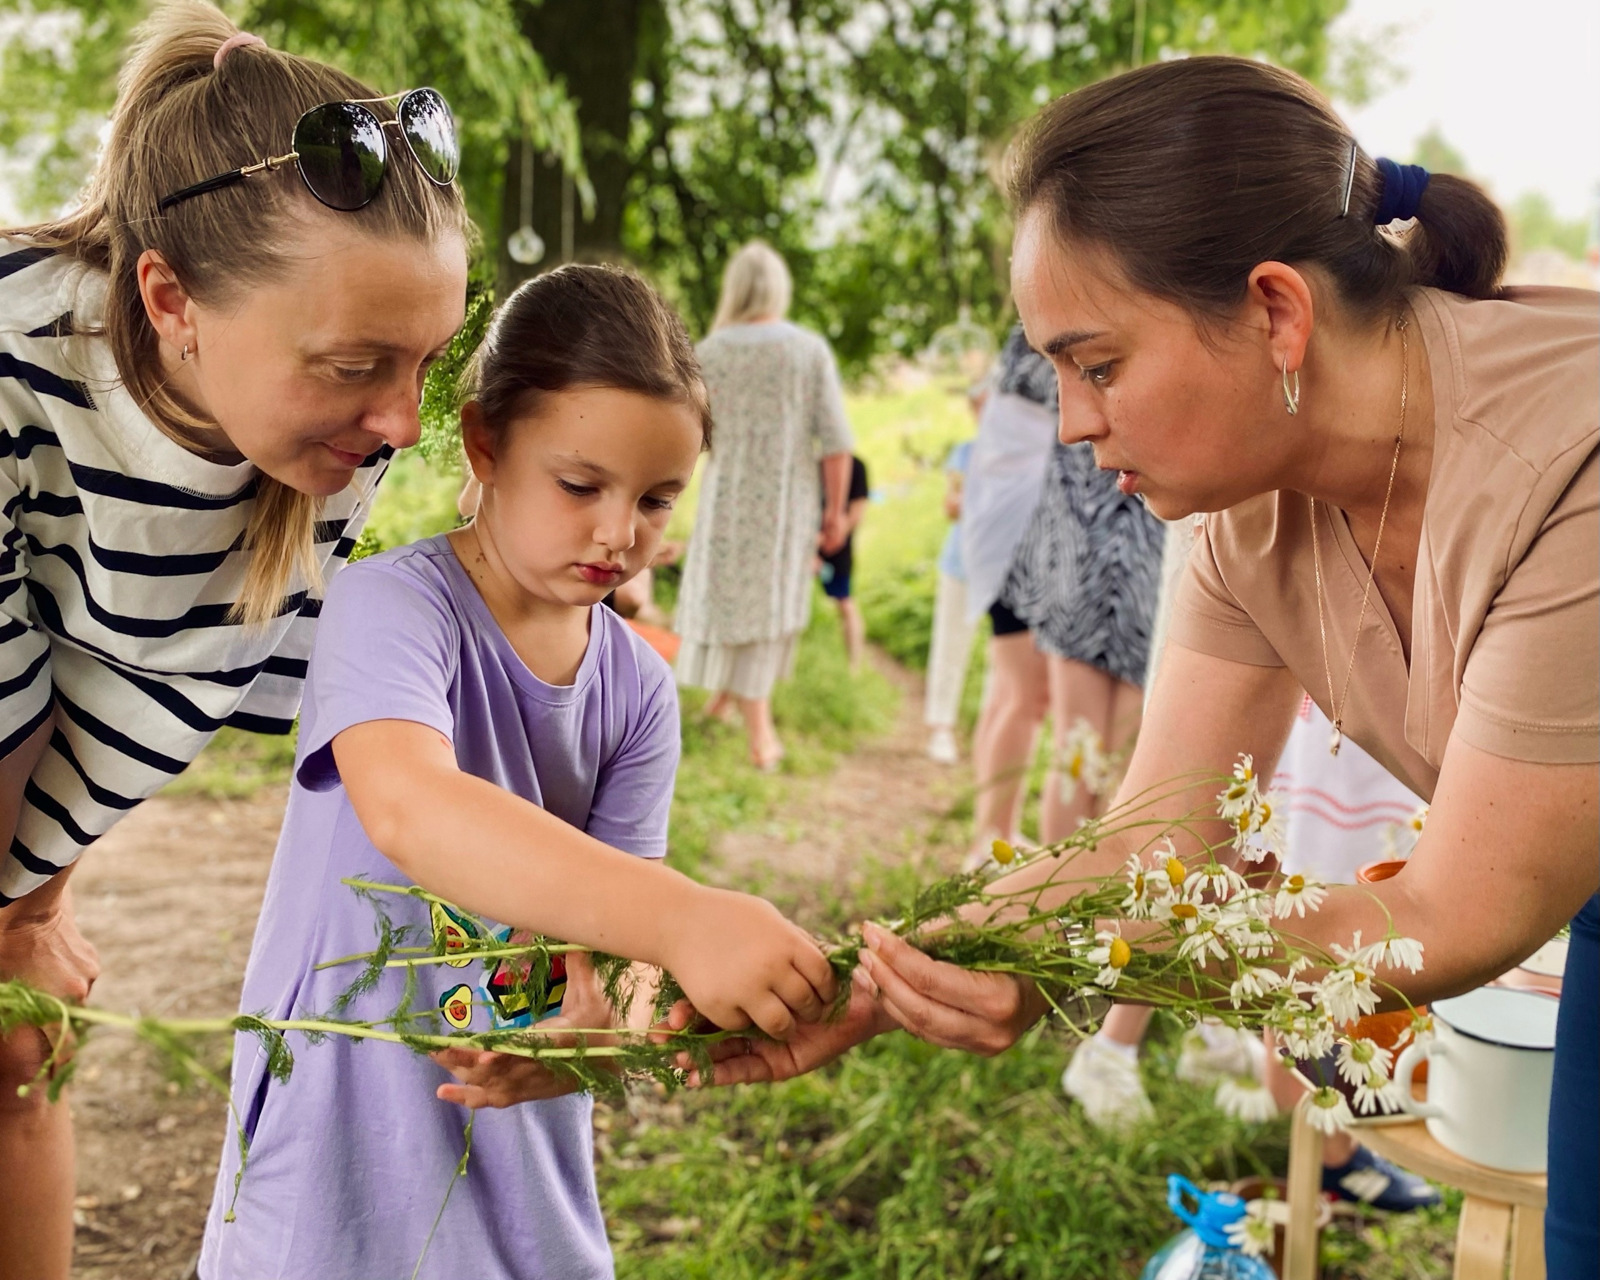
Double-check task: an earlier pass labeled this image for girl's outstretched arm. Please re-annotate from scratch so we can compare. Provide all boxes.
[332,718,836,1040]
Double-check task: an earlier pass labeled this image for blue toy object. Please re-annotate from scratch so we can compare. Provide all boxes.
[1139,1175,1278,1280]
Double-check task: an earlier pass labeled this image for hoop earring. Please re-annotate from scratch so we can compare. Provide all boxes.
[181,343,191,362]
[1280,357,1301,416]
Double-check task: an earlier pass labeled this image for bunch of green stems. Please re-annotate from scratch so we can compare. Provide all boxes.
[0,772,1383,1109]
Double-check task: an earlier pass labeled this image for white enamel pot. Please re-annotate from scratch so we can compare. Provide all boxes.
[1393,985,1559,1173]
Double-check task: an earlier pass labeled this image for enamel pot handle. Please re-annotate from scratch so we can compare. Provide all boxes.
[1394,1040,1445,1118]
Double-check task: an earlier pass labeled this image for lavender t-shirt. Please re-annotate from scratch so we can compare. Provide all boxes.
[200,536,680,1280]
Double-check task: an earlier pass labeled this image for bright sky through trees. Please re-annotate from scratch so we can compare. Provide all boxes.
[1335,0,1598,221]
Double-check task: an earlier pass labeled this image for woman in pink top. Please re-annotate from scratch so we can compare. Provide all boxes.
[706,57,1598,1277]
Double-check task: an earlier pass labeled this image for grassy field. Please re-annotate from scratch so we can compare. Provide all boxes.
[164,388,1458,1278]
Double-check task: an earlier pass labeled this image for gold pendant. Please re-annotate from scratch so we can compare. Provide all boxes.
[1329,722,1343,757]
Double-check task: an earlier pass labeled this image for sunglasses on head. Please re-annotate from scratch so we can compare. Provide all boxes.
[157,87,459,214]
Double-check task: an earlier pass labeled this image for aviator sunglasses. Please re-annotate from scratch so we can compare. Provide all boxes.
[157,87,459,214]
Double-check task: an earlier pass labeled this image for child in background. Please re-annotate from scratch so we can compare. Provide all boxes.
[201,266,836,1280]
[817,453,870,670]
[924,383,987,764]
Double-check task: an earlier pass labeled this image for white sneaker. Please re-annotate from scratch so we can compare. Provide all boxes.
[1176,1021,1266,1085]
[1062,1036,1154,1132]
[926,727,960,765]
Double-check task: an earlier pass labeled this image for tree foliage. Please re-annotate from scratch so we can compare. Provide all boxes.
[2,0,1353,373]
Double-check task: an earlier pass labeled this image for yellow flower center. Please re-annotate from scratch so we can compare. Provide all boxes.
[991,839,1016,865]
[1257,801,1273,826]
[1108,937,1132,969]
[1171,902,1199,920]
[1132,873,1146,896]
[1166,857,1187,887]
[1287,875,1304,894]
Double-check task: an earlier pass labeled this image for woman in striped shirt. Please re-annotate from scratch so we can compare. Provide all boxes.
[0,5,468,1274]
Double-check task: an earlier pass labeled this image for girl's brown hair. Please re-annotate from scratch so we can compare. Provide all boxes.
[465,263,712,447]
[10,0,469,623]
[1008,56,1509,321]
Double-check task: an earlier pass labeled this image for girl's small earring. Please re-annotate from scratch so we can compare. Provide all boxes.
[1280,357,1301,416]
[181,343,191,362]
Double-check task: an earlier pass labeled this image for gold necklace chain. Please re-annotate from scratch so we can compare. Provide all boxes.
[1308,314,1409,757]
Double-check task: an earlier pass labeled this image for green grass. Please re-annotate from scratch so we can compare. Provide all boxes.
[601,1018,1290,1280]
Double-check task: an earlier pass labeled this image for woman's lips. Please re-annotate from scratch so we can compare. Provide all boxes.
[324,443,369,468]
[1116,469,1140,495]
[577,563,624,585]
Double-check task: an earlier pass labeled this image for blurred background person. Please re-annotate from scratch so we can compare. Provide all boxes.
[923,383,987,765]
[958,331,1057,864]
[817,453,871,671]
[674,241,853,770]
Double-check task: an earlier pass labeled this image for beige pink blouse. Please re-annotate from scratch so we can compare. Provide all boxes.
[1169,286,1599,802]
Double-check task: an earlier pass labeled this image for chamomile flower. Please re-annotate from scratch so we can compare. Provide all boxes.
[1177,908,1233,964]
[1233,791,1287,863]
[1275,1008,1337,1061]
[1336,1037,1393,1087]
[1215,1076,1279,1125]
[1273,873,1328,919]
[1230,965,1287,1007]
[1352,1068,1405,1116]
[1358,934,1426,974]
[1306,1085,1355,1134]
[1086,927,1133,990]
[1315,961,1380,1026]
[1121,853,1159,918]
[1059,718,1111,802]
[1224,1201,1277,1258]
[1185,862,1248,902]
[1218,754,1261,821]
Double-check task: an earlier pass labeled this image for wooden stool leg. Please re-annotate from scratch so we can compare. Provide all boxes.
[1508,1205,1545,1280]
[1284,1097,1325,1280]
[1455,1196,1513,1280]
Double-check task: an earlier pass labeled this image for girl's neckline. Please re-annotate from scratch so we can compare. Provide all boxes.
[434,533,603,702]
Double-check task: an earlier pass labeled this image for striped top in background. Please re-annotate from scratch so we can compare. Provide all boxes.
[0,240,387,903]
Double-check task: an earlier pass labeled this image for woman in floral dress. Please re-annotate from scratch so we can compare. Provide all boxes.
[675,242,853,768]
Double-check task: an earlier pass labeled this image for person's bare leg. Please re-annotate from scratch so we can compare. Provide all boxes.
[836,597,866,671]
[738,696,783,769]
[971,633,1048,852]
[0,714,75,1280]
[0,924,76,1280]
[1098,1003,1155,1048]
[1040,657,1118,845]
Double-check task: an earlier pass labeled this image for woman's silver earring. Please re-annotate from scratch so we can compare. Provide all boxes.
[1280,357,1301,416]
[181,343,191,362]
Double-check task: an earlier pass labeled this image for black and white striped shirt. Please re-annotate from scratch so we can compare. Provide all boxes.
[0,239,386,903]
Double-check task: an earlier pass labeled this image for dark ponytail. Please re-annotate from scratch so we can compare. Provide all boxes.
[1407,173,1509,300]
[1008,56,1509,320]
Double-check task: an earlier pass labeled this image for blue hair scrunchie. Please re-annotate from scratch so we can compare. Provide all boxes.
[1373,157,1430,224]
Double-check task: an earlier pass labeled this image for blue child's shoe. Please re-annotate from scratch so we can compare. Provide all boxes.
[1321,1145,1441,1212]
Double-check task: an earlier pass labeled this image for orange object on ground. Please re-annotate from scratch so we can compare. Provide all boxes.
[627,619,680,664]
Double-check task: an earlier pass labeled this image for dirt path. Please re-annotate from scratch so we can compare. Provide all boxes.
[57,652,965,1278]
[716,651,972,922]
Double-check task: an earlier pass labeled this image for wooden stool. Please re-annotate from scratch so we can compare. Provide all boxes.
[1282,1095,1547,1280]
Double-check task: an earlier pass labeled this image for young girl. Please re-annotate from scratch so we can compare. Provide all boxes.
[200,265,836,1279]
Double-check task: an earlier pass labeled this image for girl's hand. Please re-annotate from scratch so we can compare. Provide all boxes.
[662,886,837,1040]
[432,1045,582,1109]
[675,965,892,1086]
[857,922,1047,1055]
[432,951,618,1110]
